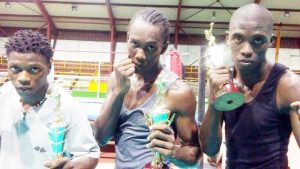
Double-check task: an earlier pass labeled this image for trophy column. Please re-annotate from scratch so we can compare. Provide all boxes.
[204,23,244,112]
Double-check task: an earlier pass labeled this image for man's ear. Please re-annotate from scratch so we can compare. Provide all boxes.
[269,34,276,47]
[48,58,53,73]
[161,41,169,54]
[127,32,129,41]
[225,31,230,45]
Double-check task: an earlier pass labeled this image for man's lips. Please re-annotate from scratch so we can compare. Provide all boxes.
[17,87,32,91]
[239,59,253,63]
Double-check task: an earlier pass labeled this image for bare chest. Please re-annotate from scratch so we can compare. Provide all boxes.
[124,87,155,110]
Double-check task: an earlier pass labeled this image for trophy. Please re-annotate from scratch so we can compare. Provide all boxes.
[144,75,175,169]
[204,23,244,111]
[47,82,68,159]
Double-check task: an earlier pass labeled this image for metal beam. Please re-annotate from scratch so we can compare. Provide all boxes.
[174,0,182,49]
[1,14,300,31]
[34,0,58,40]
[2,1,300,12]
[105,0,116,70]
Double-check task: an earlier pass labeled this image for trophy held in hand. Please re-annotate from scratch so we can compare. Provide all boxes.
[47,83,69,159]
[144,75,175,169]
[205,23,244,111]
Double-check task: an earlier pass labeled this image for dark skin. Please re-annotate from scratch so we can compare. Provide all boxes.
[93,19,202,167]
[200,4,300,157]
[7,52,98,169]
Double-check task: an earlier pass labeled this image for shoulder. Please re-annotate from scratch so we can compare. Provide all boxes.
[168,80,195,98]
[0,81,15,98]
[277,70,300,108]
[166,80,196,116]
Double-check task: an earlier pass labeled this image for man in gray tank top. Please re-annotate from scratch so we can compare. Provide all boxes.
[93,8,202,169]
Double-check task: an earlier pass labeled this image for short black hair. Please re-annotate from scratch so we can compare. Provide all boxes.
[130,8,170,44]
[5,30,53,63]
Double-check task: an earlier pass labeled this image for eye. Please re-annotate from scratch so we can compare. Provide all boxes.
[29,67,41,74]
[145,45,156,53]
[131,41,139,48]
[10,66,21,73]
[251,37,265,47]
[233,35,243,44]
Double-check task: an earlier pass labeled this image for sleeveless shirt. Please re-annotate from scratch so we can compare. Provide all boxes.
[114,68,179,169]
[223,63,291,169]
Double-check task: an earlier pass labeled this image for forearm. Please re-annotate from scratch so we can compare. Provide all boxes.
[93,90,125,145]
[71,157,98,169]
[290,109,300,148]
[167,144,201,168]
[200,104,222,156]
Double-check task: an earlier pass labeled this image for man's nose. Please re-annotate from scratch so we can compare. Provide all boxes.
[135,48,146,61]
[18,71,31,85]
[240,42,254,58]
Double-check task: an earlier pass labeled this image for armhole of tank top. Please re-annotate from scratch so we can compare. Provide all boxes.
[273,69,288,115]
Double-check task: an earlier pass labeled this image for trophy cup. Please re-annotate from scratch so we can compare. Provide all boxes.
[205,23,244,111]
[144,75,175,169]
[47,83,68,159]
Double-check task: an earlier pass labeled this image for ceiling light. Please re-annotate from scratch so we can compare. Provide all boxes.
[284,11,290,17]
[5,2,11,8]
[71,4,78,12]
[212,11,216,19]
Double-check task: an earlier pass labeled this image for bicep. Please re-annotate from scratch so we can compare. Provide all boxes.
[278,73,300,147]
[168,83,198,145]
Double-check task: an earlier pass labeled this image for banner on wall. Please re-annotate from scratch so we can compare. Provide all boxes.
[169,49,182,78]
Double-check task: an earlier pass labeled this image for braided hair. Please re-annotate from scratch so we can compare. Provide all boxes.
[5,30,53,63]
[130,8,170,44]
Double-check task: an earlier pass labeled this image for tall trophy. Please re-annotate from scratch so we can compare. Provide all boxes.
[205,23,244,111]
[47,82,68,159]
[144,75,175,169]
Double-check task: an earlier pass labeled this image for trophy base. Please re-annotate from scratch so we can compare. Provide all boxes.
[214,92,244,112]
[144,162,169,169]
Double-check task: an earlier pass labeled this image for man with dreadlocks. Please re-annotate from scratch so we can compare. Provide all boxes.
[0,30,100,169]
[93,8,202,168]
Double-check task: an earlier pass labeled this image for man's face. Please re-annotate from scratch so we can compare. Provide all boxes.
[127,19,166,74]
[7,52,50,98]
[227,17,272,72]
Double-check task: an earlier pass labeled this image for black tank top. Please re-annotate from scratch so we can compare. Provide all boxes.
[223,63,291,169]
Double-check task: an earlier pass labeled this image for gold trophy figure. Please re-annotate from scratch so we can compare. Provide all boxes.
[47,82,68,159]
[204,23,244,111]
[144,75,175,169]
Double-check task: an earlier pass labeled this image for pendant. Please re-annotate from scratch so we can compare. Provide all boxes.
[14,119,29,136]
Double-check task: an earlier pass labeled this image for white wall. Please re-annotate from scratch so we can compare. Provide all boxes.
[266,48,300,70]
[0,38,8,56]
[54,40,111,62]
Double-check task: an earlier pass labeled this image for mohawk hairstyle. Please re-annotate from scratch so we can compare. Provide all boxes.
[5,30,53,63]
[130,8,170,44]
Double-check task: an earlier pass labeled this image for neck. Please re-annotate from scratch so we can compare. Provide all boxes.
[21,83,49,106]
[236,61,269,88]
[136,63,163,92]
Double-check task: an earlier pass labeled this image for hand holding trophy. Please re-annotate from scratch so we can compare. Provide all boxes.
[144,75,175,169]
[205,23,244,111]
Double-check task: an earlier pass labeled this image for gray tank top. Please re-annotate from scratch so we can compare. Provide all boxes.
[114,68,179,169]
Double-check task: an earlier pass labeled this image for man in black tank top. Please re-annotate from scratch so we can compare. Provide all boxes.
[200,3,300,169]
